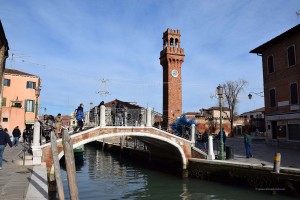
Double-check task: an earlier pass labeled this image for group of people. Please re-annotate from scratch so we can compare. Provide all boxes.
[111,102,126,126]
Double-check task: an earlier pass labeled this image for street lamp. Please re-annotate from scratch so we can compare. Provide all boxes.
[35,86,41,118]
[217,84,225,160]
[248,92,264,99]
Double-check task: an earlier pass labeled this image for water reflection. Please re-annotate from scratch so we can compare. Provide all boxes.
[60,143,295,200]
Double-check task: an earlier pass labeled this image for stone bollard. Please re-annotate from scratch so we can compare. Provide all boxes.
[100,105,106,127]
[32,121,42,165]
[207,135,215,160]
[146,107,152,127]
[273,153,281,173]
[190,124,195,147]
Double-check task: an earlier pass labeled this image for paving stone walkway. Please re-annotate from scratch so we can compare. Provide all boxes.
[0,143,33,200]
[212,136,300,169]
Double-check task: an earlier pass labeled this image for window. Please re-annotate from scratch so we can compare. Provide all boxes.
[290,83,298,105]
[2,118,8,122]
[267,55,274,73]
[26,81,36,89]
[12,101,22,108]
[170,38,174,47]
[25,100,35,112]
[288,124,300,141]
[270,89,276,107]
[3,79,10,86]
[2,97,6,107]
[287,45,296,67]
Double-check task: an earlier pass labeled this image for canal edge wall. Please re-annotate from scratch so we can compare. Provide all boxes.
[188,158,300,198]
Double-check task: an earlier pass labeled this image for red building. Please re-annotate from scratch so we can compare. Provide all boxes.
[250,24,300,148]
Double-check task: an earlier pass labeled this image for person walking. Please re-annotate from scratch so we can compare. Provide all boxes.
[12,126,21,147]
[0,125,13,169]
[55,113,62,138]
[244,131,253,158]
[74,103,85,132]
[23,127,31,144]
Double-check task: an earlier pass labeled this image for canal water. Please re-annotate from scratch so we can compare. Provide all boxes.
[60,143,295,200]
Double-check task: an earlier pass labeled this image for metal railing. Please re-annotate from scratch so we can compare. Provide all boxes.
[88,107,149,127]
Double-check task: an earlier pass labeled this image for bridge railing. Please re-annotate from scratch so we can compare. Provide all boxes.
[86,106,153,127]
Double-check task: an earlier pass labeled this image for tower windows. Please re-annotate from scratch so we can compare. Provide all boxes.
[175,39,179,48]
[170,38,174,47]
[163,40,167,49]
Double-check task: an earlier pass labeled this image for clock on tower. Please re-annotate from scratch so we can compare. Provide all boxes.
[159,29,185,130]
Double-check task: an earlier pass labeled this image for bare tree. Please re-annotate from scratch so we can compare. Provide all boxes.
[222,79,248,136]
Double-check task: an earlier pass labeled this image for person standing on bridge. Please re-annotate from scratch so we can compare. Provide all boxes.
[0,125,13,170]
[55,113,62,138]
[74,103,85,132]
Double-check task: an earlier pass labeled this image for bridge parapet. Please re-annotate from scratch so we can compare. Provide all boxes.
[86,105,154,128]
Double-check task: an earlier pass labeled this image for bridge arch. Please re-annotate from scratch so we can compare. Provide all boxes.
[41,127,192,174]
[58,132,187,169]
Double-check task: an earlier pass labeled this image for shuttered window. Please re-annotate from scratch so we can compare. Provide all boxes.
[270,89,276,107]
[288,45,296,67]
[267,55,274,73]
[290,83,298,105]
[25,100,35,112]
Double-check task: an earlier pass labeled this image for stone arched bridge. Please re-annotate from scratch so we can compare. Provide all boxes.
[41,126,205,173]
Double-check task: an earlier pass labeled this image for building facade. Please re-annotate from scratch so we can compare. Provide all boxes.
[160,29,185,130]
[250,24,300,147]
[1,68,41,133]
[186,107,231,136]
[240,107,265,132]
[0,20,9,121]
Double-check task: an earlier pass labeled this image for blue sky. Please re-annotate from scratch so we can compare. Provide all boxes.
[1,0,299,116]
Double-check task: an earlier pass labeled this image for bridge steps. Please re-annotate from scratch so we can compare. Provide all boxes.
[12,151,34,166]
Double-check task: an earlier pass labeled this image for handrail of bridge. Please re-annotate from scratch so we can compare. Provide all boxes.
[84,105,198,145]
[86,106,152,128]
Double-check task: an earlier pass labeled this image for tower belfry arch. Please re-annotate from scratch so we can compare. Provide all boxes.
[159,29,185,130]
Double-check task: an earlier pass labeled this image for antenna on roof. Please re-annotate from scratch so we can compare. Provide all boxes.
[296,10,300,17]
[96,78,111,97]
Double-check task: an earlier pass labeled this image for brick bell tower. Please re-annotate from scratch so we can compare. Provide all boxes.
[159,29,185,130]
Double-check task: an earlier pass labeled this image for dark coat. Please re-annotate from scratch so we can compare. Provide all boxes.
[0,129,12,147]
[12,127,21,138]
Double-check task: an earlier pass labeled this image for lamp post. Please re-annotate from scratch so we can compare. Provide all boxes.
[35,87,41,118]
[217,84,225,160]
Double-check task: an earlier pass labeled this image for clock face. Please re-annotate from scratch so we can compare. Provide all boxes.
[171,70,179,78]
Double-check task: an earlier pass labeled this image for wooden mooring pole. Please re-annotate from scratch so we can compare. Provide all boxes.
[50,131,65,200]
[62,128,79,200]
